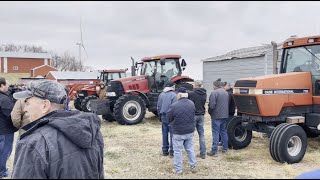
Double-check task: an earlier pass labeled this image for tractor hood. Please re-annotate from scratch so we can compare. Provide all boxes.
[234,72,312,90]
[233,72,313,117]
[112,75,149,94]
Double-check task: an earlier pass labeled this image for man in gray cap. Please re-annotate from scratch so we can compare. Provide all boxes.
[11,79,104,179]
[207,78,229,157]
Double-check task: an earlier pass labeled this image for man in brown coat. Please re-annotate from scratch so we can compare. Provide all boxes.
[11,99,31,135]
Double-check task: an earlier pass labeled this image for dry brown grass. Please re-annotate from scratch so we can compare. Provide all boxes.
[7,111,320,179]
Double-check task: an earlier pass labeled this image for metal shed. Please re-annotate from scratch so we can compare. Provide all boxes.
[202,44,282,97]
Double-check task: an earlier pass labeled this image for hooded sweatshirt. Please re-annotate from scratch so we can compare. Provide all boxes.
[12,110,104,179]
[188,88,207,115]
[157,87,177,115]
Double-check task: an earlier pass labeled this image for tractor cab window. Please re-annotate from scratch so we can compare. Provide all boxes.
[141,61,156,76]
[160,59,180,79]
[283,44,320,95]
[120,72,126,78]
[110,73,120,80]
[284,45,320,75]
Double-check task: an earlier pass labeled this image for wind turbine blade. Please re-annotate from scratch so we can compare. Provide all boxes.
[82,44,88,58]
[80,19,83,44]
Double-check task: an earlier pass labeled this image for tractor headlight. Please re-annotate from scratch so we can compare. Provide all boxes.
[106,92,116,97]
[249,89,263,95]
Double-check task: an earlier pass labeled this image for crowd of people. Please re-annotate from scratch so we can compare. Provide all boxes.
[0,77,317,178]
[157,78,235,175]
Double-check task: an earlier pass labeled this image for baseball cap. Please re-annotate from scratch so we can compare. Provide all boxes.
[194,80,203,87]
[13,79,67,104]
[164,81,176,87]
[177,87,187,93]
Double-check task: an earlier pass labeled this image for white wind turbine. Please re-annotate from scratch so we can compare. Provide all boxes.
[76,18,88,71]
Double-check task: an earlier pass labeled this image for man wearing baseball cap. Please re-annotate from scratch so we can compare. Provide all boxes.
[11,79,104,179]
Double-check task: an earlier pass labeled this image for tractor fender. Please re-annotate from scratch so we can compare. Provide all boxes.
[125,90,150,106]
[171,75,194,83]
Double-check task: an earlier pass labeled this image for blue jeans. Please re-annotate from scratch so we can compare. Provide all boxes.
[161,114,173,154]
[211,118,228,153]
[195,115,206,156]
[172,133,197,173]
[0,133,14,178]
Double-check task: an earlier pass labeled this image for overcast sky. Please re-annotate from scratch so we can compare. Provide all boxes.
[1,1,320,80]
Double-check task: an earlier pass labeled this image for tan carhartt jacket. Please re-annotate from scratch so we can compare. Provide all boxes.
[11,99,31,135]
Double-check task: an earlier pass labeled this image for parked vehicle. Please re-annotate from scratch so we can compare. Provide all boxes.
[228,35,320,164]
[71,69,127,112]
[90,55,194,125]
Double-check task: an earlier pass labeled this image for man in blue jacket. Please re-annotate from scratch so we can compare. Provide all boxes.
[0,78,17,178]
[167,87,197,174]
[157,81,177,156]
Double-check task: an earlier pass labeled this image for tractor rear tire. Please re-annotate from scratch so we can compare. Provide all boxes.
[269,123,307,164]
[227,116,252,150]
[81,95,98,112]
[102,114,115,122]
[114,94,146,125]
[74,97,82,111]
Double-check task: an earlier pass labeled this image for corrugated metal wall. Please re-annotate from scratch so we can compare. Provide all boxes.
[203,50,282,100]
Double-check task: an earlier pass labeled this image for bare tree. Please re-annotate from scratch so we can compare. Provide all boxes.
[0,44,93,71]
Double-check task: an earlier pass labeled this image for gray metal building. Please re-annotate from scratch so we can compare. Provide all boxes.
[202,44,282,97]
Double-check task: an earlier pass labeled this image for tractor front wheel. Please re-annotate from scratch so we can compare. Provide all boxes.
[269,123,307,164]
[114,94,146,125]
[81,95,98,112]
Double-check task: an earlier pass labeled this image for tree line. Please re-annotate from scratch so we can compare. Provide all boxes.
[0,44,93,71]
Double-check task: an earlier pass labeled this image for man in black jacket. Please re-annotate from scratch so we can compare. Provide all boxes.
[11,79,104,179]
[188,80,207,159]
[0,78,17,178]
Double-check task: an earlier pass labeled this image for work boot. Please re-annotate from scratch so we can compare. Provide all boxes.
[162,151,169,156]
[200,154,206,159]
[190,166,197,173]
[207,151,217,157]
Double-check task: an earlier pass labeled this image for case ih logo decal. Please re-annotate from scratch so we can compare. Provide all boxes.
[263,89,309,94]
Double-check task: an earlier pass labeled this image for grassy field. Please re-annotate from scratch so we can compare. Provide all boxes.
[7,110,320,179]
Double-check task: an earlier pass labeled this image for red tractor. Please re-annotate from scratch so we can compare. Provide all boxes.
[72,69,127,112]
[90,54,194,125]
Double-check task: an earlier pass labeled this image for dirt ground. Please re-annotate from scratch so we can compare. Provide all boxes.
[7,111,320,179]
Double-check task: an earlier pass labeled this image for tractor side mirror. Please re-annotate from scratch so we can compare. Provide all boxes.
[181,59,187,71]
[160,58,166,66]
